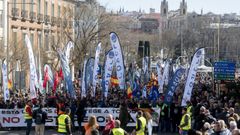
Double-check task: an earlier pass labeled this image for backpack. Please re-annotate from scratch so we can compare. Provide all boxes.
[35,111,43,124]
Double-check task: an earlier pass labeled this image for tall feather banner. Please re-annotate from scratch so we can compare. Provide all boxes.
[2,60,10,102]
[85,58,95,95]
[25,35,38,99]
[92,43,101,96]
[81,60,87,98]
[103,49,115,98]
[110,32,125,90]
[43,64,54,87]
[58,44,75,98]
[181,48,204,106]
[64,41,74,65]
[157,63,164,93]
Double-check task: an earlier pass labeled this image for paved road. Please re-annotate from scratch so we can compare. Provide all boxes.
[0,129,177,135]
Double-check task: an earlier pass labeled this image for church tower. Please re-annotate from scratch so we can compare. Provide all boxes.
[180,0,187,15]
[161,0,168,17]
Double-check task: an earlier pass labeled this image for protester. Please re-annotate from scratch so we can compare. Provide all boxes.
[110,120,128,135]
[57,108,72,135]
[103,114,115,135]
[24,100,33,135]
[133,111,146,135]
[144,111,153,135]
[212,120,231,135]
[84,115,99,135]
[179,107,191,135]
[119,102,131,130]
[32,104,47,135]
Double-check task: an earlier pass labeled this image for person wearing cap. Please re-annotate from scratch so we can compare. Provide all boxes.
[24,100,33,135]
[110,120,128,135]
[57,108,72,135]
[179,107,191,135]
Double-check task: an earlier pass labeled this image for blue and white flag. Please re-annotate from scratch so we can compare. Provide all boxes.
[2,60,9,102]
[92,43,101,96]
[103,49,115,98]
[58,47,75,98]
[81,60,87,98]
[43,64,54,87]
[142,85,147,98]
[85,58,95,94]
[164,67,185,105]
[143,56,149,74]
[181,48,204,106]
[110,32,125,90]
[157,63,163,93]
[163,60,170,85]
[25,35,38,99]
[64,41,74,65]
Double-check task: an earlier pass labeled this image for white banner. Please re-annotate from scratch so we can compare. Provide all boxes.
[25,35,38,99]
[157,63,163,93]
[44,64,54,87]
[163,60,170,85]
[81,60,87,98]
[2,60,9,102]
[104,50,115,98]
[64,41,74,65]
[93,43,101,96]
[0,108,160,127]
[110,32,125,90]
[181,48,204,106]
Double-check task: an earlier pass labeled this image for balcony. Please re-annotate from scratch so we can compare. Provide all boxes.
[63,19,68,28]
[37,14,43,23]
[21,10,28,21]
[51,17,57,26]
[44,15,50,24]
[11,8,19,19]
[29,12,36,22]
[57,18,62,27]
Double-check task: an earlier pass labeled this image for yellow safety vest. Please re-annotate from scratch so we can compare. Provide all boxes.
[24,105,32,120]
[180,113,191,130]
[136,116,146,135]
[187,106,192,116]
[112,128,124,135]
[58,114,70,133]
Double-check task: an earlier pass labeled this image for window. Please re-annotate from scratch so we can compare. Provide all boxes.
[30,0,34,12]
[30,33,34,45]
[45,34,49,50]
[44,1,48,15]
[12,31,17,47]
[22,33,26,46]
[183,9,186,15]
[164,8,166,14]
[13,0,17,8]
[38,0,41,14]
[22,0,25,10]
[58,5,60,17]
[51,3,54,17]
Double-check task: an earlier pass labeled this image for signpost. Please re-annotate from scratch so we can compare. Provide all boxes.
[214,61,235,80]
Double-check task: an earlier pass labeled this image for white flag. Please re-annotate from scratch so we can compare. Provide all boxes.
[81,60,87,98]
[25,35,38,99]
[181,48,204,106]
[2,60,10,102]
[157,63,163,93]
[92,43,101,96]
[104,50,115,98]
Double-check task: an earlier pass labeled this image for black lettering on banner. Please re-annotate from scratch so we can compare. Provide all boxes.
[97,116,105,123]
[104,110,109,113]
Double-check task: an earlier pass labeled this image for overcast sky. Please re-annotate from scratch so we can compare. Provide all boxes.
[97,0,239,14]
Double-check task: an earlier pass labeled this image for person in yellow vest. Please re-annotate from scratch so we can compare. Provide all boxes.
[58,108,72,135]
[110,120,128,135]
[24,100,33,135]
[186,101,193,117]
[132,111,146,135]
[179,107,191,135]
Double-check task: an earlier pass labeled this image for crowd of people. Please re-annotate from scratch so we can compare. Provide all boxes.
[0,75,240,135]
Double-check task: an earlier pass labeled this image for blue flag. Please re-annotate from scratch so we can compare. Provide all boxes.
[148,85,160,101]
[164,67,185,105]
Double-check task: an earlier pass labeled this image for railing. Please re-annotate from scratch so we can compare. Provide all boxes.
[44,15,50,24]
[29,11,36,22]
[37,13,43,23]
[11,8,19,19]
[21,10,28,20]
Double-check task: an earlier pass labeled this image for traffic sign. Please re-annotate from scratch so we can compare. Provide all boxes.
[214,61,235,80]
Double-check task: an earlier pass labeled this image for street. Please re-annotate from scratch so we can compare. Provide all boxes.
[0,129,177,135]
